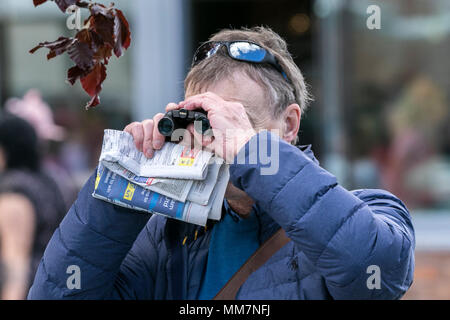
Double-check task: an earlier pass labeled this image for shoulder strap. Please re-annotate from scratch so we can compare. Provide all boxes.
[213,228,291,300]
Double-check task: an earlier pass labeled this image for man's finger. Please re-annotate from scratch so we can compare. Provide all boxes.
[180,92,221,105]
[178,92,224,111]
[152,113,166,150]
[188,121,213,149]
[131,125,144,152]
[179,95,222,112]
[142,119,154,158]
[124,122,144,152]
[165,102,179,112]
[124,122,139,134]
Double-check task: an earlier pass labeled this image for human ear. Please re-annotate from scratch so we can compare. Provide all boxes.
[282,104,301,143]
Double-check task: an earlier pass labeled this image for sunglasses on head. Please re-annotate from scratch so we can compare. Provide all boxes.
[191,40,290,82]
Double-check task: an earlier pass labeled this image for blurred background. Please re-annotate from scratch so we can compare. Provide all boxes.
[0,0,449,299]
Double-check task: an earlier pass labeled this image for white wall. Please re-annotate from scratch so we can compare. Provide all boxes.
[131,0,191,121]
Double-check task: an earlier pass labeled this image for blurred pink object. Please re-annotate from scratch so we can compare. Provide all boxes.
[5,89,66,141]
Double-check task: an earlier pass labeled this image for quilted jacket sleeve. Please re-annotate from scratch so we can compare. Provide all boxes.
[230,131,415,299]
[27,171,156,299]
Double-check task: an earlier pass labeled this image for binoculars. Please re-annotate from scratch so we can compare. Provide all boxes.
[157,108,211,138]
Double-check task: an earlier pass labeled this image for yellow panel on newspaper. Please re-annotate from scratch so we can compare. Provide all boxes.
[177,148,198,167]
[178,157,195,166]
[95,172,101,190]
[123,182,136,200]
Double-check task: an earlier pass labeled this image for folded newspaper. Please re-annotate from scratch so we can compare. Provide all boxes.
[92,130,229,226]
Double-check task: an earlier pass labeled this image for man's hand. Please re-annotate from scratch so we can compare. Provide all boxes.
[124,92,256,162]
[173,92,256,162]
[123,108,172,158]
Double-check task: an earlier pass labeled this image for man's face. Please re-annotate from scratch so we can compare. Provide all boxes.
[185,71,280,209]
[185,71,281,131]
[189,71,265,111]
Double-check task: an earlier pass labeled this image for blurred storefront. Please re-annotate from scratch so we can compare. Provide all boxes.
[315,0,450,299]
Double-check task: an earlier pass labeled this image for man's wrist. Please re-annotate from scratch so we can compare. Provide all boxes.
[235,128,257,158]
[230,130,282,179]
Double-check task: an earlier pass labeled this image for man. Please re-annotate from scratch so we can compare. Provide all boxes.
[28,27,415,300]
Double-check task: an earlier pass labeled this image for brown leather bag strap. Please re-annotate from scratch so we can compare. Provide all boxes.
[213,228,291,300]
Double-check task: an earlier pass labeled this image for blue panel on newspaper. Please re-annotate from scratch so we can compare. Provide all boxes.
[94,166,185,218]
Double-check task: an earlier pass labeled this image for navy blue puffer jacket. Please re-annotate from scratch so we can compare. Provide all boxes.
[28,132,415,299]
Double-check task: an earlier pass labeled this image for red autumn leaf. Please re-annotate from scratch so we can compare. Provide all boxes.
[81,63,106,108]
[81,63,106,96]
[91,14,116,48]
[113,14,124,58]
[89,3,112,17]
[69,40,95,70]
[67,65,87,85]
[116,10,131,50]
[33,0,48,6]
[67,30,97,70]
[94,44,113,65]
[30,36,76,60]
[54,0,79,12]
[113,9,131,57]
[86,95,100,109]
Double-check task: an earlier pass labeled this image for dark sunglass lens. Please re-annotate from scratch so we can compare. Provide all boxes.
[229,42,266,62]
[193,42,221,66]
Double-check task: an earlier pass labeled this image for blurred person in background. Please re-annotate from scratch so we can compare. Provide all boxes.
[0,113,66,299]
[382,76,450,209]
[5,89,78,208]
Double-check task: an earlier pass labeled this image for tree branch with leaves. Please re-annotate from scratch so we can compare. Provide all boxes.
[30,0,131,109]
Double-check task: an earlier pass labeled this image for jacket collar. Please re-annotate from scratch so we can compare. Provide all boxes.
[299,144,320,165]
[254,144,319,243]
[223,144,319,243]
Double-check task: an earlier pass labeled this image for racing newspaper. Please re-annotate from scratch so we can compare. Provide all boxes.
[92,130,229,226]
[101,159,222,204]
[100,129,214,180]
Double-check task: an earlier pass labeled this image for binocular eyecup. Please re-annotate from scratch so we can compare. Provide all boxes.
[157,109,211,139]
